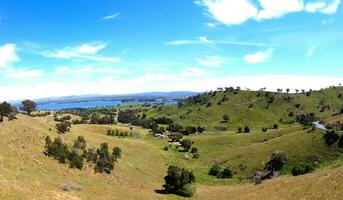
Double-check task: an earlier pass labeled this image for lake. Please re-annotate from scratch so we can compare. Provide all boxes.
[37,100,177,110]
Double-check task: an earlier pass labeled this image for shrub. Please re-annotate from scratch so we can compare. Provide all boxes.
[262,127,268,132]
[68,150,84,169]
[163,165,195,197]
[112,146,122,161]
[323,130,340,146]
[56,121,71,134]
[209,164,221,177]
[190,147,198,154]
[180,139,192,152]
[244,126,250,133]
[273,124,279,129]
[95,143,114,174]
[291,163,314,176]
[45,137,69,163]
[339,135,343,148]
[237,127,242,133]
[163,146,169,151]
[218,167,233,179]
[222,114,229,122]
[265,151,288,171]
[192,153,200,159]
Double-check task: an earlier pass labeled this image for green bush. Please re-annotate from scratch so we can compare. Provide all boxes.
[163,165,195,197]
[218,167,233,179]
[192,153,200,159]
[68,150,84,170]
[323,130,340,146]
[209,164,221,177]
[190,147,198,154]
[291,163,314,176]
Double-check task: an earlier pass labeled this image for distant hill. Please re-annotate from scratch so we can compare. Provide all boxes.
[146,87,343,131]
[11,91,199,105]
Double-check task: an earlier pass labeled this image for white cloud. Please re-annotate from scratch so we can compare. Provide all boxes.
[305,0,340,14]
[44,42,120,63]
[5,69,43,79]
[197,0,341,25]
[244,48,274,64]
[0,44,20,68]
[165,37,269,47]
[181,67,206,77]
[307,44,318,57]
[55,66,126,75]
[102,12,120,20]
[196,56,223,67]
[256,0,304,20]
[201,0,258,25]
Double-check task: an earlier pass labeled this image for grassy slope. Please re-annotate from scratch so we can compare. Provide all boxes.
[146,87,343,131]
[1,115,342,199]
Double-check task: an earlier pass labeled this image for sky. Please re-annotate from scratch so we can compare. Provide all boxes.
[1,0,343,101]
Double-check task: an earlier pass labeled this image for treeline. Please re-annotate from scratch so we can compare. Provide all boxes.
[44,136,121,173]
[118,110,205,135]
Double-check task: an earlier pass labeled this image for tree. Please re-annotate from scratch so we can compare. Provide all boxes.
[323,130,340,146]
[180,139,192,152]
[68,150,84,170]
[20,99,37,115]
[56,121,71,134]
[190,147,198,154]
[222,114,229,122]
[95,143,114,174]
[273,124,279,129]
[112,146,122,161]
[265,151,288,172]
[244,126,250,133]
[163,165,195,197]
[291,163,314,176]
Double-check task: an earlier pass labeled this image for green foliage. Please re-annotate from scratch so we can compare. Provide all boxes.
[56,121,71,134]
[291,163,314,176]
[45,137,69,163]
[222,114,229,122]
[68,150,84,169]
[180,139,192,152]
[20,99,37,115]
[95,143,114,174]
[218,167,233,179]
[163,165,195,197]
[208,164,221,177]
[192,153,200,159]
[190,147,198,154]
[244,126,250,133]
[112,146,122,161]
[323,130,340,146]
[265,151,288,171]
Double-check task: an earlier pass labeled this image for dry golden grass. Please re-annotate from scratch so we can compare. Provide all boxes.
[0,115,342,200]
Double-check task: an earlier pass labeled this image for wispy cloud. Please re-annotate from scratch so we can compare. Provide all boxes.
[196,55,223,67]
[5,69,43,79]
[244,48,274,64]
[0,44,20,68]
[102,12,120,20]
[196,0,341,26]
[44,42,120,63]
[307,44,318,58]
[180,67,206,77]
[165,37,270,47]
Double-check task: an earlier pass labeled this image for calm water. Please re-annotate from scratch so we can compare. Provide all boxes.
[37,100,177,110]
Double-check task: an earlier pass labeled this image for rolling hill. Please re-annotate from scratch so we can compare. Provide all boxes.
[146,87,343,131]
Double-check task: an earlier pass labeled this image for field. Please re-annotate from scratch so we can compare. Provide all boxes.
[0,112,342,200]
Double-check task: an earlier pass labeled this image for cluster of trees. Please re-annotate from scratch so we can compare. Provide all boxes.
[90,114,115,125]
[237,126,250,133]
[44,136,121,173]
[54,115,71,122]
[162,165,195,197]
[0,101,17,122]
[44,136,85,169]
[291,162,314,176]
[63,107,117,125]
[106,129,131,137]
[208,164,233,179]
[296,113,318,126]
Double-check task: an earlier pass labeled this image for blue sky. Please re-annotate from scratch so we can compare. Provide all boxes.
[0,0,343,100]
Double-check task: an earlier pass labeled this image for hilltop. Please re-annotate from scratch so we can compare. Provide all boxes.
[146,87,343,131]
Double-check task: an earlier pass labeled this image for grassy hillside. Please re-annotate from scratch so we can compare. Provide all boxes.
[0,114,342,199]
[146,87,343,131]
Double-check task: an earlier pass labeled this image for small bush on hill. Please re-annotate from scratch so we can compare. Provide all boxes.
[180,139,192,152]
[291,163,314,176]
[218,167,233,179]
[56,121,71,134]
[209,164,221,177]
[323,130,340,146]
[244,126,250,133]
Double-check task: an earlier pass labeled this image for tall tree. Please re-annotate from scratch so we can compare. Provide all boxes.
[20,99,37,115]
